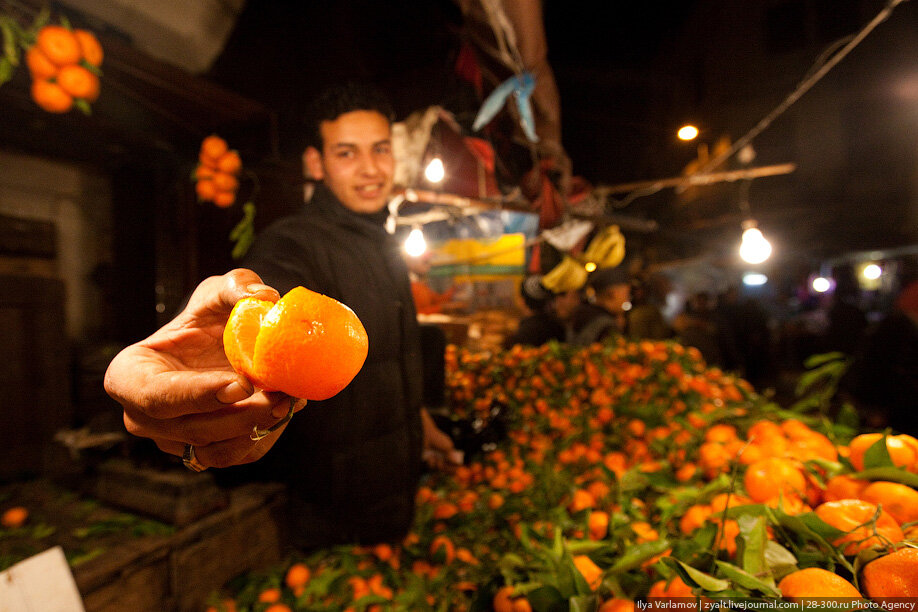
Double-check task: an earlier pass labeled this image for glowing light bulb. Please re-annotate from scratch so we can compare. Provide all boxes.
[812,277,831,293]
[739,221,772,264]
[677,125,699,141]
[404,226,427,257]
[424,157,445,183]
[862,263,882,280]
[584,261,597,273]
[743,272,768,286]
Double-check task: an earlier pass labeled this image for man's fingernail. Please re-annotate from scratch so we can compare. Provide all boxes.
[245,283,277,297]
[217,381,252,404]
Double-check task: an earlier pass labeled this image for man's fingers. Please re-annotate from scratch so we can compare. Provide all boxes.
[123,393,288,446]
[154,423,287,470]
[190,269,280,315]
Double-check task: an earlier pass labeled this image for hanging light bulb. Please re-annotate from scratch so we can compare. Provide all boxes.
[677,124,699,141]
[739,219,772,264]
[811,276,831,293]
[424,157,445,183]
[404,226,427,257]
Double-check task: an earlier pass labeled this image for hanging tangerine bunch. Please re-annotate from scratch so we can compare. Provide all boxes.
[195,134,243,208]
[27,23,103,114]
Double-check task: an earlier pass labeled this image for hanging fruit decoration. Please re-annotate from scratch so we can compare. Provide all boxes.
[28,23,103,114]
[0,9,104,115]
[193,134,257,259]
[195,134,242,208]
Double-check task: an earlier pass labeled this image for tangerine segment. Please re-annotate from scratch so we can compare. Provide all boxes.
[223,297,275,390]
[251,286,368,400]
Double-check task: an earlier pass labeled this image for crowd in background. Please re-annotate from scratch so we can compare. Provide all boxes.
[497,260,917,436]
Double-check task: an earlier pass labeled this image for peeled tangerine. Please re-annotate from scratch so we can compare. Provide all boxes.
[223,286,368,400]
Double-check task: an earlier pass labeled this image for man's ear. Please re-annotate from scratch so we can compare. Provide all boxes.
[304,147,324,180]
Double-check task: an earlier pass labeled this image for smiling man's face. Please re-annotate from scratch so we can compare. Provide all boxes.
[305,110,395,214]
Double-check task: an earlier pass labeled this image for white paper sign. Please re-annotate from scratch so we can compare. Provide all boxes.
[0,546,85,612]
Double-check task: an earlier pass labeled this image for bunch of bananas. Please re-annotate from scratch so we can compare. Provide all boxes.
[541,225,626,293]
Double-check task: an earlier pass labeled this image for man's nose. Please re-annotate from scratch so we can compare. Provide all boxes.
[358,152,382,175]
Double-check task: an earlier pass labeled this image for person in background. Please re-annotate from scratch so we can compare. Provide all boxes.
[106,82,458,552]
[627,274,672,341]
[840,279,918,435]
[504,274,576,348]
[570,266,631,346]
[672,292,722,366]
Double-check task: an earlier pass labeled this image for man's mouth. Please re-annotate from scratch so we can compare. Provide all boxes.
[356,184,383,196]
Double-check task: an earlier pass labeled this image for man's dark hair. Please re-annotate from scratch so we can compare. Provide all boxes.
[304,81,395,151]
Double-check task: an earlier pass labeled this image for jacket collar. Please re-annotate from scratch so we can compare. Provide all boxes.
[308,183,390,234]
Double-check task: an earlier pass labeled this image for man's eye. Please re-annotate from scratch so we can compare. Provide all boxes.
[375,145,392,155]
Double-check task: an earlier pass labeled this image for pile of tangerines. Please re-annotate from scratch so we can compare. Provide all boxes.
[26,23,102,114]
[207,338,917,612]
[195,135,243,208]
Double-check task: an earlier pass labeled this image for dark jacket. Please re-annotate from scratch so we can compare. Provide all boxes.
[229,183,424,548]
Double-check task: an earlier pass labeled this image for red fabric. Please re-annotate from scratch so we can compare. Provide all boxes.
[463,137,495,173]
[454,42,483,96]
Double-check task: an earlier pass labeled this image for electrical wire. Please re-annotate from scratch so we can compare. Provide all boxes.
[694,0,911,177]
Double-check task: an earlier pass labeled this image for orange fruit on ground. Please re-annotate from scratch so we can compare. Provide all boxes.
[743,457,807,503]
[429,534,455,564]
[848,433,917,471]
[205,598,236,612]
[263,605,292,612]
[223,286,368,400]
[74,29,104,67]
[599,599,636,612]
[56,64,100,102]
[860,547,918,598]
[36,25,81,66]
[25,46,58,80]
[572,554,603,590]
[647,576,694,600]
[31,79,73,113]
[1,506,28,528]
[493,585,531,612]
[814,499,904,555]
[860,481,918,525]
[284,562,310,590]
[257,587,281,602]
[588,510,609,540]
[777,567,862,600]
[823,474,869,503]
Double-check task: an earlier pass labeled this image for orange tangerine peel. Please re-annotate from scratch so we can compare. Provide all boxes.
[224,286,368,401]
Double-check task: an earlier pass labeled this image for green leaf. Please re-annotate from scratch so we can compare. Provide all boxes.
[852,467,918,487]
[569,594,599,612]
[0,56,13,86]
[74,98,92,115]
[715,561,781,597]
[664,558,731,592]
[0,17,20,67]
[763,541,799,575]
[525,585,567,612]
[738,515,768,578]
[862,436,895,470]
[803,352,847,369]
[606,539,672,574]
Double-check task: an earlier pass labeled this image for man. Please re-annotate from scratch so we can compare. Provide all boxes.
[569,266,631,346]
[503,274,576,348]
[105,82,456,550]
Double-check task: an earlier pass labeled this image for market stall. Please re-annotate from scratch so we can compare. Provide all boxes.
[2,0,917,611]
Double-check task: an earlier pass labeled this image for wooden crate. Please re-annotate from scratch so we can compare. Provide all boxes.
[75,482,287,612]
